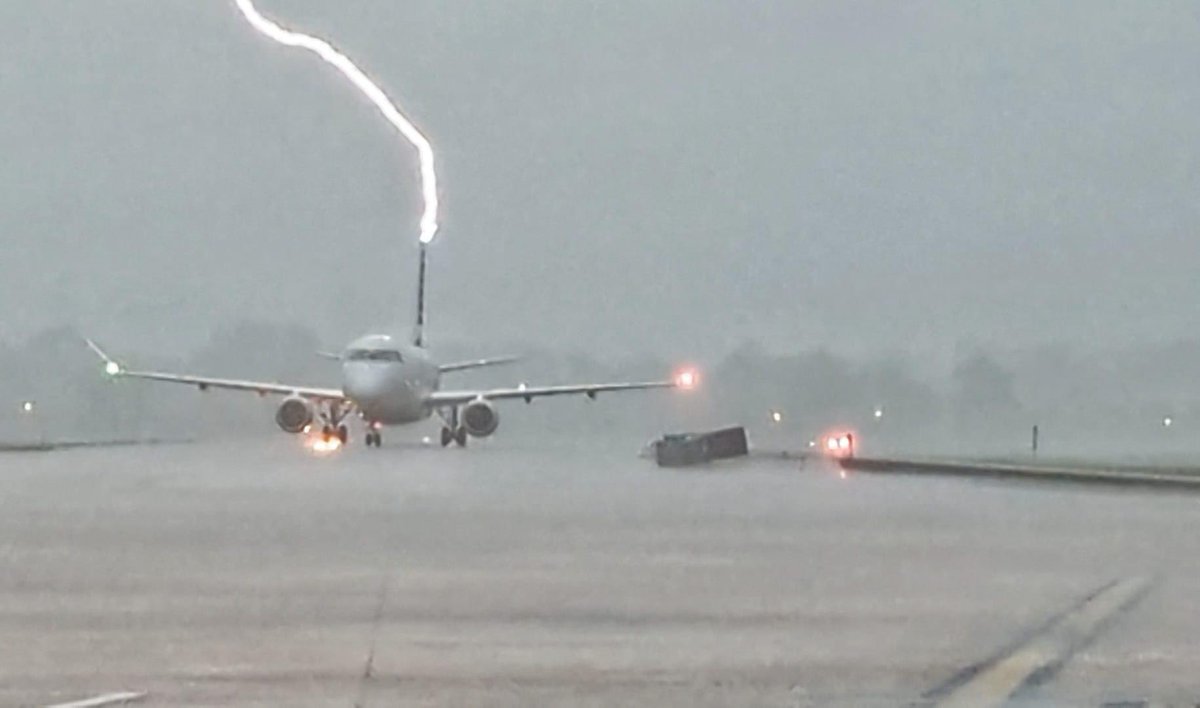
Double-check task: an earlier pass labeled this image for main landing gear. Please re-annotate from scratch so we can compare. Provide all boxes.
[439,425,467,448]
[317,402,349,445]
[321,424,349,445]
[437,407,468,448]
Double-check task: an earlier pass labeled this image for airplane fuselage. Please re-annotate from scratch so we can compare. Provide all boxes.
[339,334,440,426]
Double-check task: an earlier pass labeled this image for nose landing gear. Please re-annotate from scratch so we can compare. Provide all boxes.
[364,428,382,447]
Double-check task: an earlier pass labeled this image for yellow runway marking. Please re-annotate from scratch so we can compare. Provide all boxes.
[936,577,1150,708]
[43,693,146,708]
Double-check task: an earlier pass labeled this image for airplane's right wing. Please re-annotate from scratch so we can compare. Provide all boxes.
[85,339,346,402]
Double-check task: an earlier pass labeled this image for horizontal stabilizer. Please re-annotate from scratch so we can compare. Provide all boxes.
[438,356,520,374]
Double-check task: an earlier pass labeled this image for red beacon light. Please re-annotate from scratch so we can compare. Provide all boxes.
[822,431,856,458]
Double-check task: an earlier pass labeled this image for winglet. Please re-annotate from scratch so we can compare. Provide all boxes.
[84,338,123,376]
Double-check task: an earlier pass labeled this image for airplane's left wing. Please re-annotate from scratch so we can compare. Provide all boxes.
[425,371,696,407]
[85,339,346,401]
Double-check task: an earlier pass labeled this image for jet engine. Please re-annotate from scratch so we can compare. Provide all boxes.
[275,396,314,434]
[462,398,499,437]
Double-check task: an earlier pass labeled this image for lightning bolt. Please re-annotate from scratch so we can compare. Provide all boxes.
[234,0,440,244]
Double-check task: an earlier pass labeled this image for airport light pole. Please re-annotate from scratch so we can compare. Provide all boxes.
[20,400,45,447]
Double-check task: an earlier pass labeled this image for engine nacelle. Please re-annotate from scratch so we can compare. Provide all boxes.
[462,398,499,438]
[275,396,314,434]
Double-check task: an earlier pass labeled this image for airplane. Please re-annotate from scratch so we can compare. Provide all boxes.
[85,246,696,449]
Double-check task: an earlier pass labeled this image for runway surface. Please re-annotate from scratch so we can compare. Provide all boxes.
[3,437,1199,706]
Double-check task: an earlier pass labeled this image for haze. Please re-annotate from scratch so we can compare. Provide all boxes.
[2,1,1199,453]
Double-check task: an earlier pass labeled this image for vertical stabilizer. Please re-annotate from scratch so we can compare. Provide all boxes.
[413,243,428,347]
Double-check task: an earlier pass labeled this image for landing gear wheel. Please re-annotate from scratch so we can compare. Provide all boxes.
[337,425,349,444]
[454,427,468,448]
[440,427,453,448]
[321,425,334,442]
[365,432,374,447]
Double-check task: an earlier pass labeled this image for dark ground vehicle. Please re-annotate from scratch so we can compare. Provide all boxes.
[653,426,749,467]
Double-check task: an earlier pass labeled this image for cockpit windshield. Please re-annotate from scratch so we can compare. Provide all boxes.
[345,349,403,363]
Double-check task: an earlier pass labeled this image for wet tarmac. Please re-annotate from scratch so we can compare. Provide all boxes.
[2,437,1198,706]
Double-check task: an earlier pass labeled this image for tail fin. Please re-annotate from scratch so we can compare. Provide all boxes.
[413,243,428,347]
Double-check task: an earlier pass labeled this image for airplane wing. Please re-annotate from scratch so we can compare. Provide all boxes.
[85,339,346,402]
[438,356,520,374]
[426,372,695,407]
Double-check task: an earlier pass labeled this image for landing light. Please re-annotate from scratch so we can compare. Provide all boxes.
[21,401,34,413]
[675,369,698,389]
[770,410,783,424]
[104,361,121,376]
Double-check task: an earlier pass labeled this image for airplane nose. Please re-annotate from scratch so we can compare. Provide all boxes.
[343,365,389,402]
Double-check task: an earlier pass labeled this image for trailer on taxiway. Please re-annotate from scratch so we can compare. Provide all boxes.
[651,426,749,468]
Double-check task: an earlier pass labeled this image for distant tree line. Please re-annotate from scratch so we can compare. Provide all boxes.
[2,322,1200,459]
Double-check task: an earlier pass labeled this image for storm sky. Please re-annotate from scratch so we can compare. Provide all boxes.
[2,1,1197,362]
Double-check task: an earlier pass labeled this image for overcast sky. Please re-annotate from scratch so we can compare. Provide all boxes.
[2,1,1197,362]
